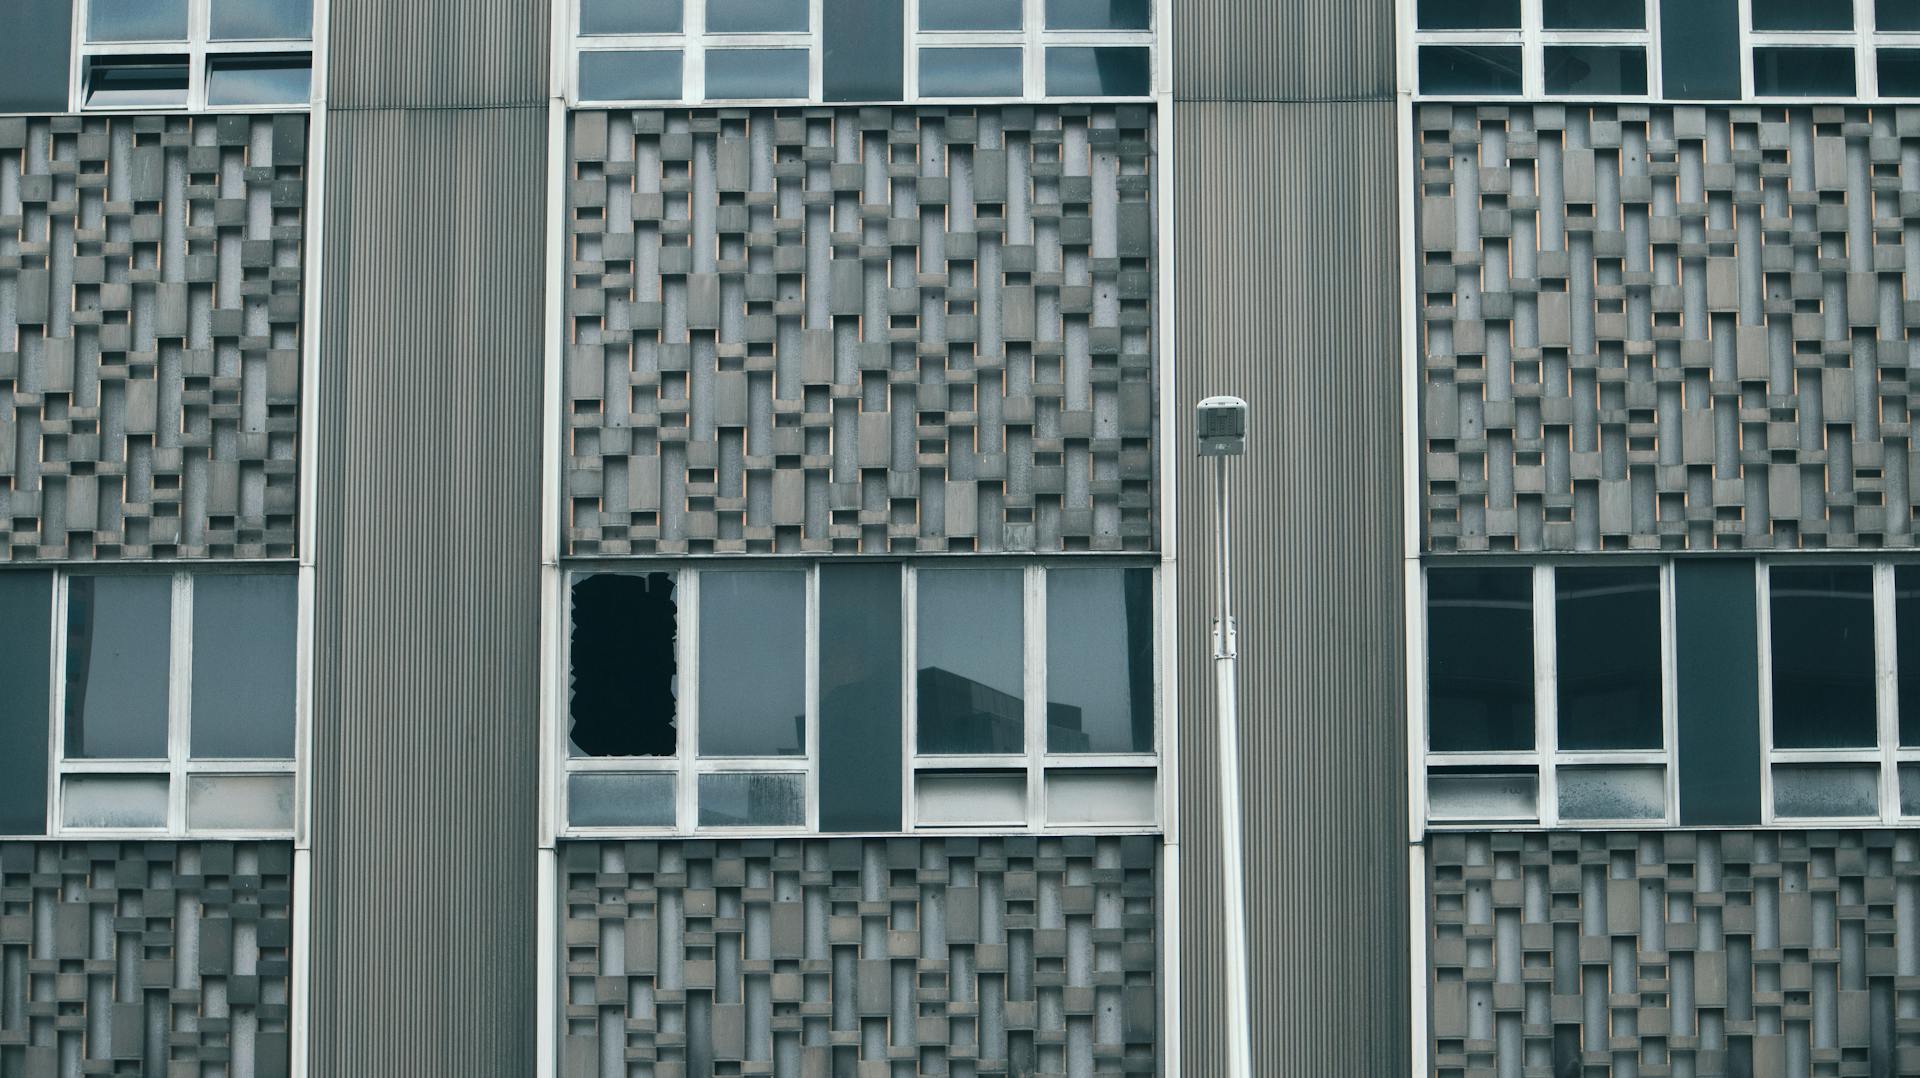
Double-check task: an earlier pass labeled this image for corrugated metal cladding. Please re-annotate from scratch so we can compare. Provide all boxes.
[309,106,546,1074]
[325,0,548,109]
[1172,101,1410,1074]
[1172,0,1395,102]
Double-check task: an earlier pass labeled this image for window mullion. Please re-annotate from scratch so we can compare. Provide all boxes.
[1875,562,1900,821]
[679,569,699,833]
[48,571,69,833]
[168,572,195,836]
[1025,564,1046,832]
[1659,561,1680,825]
[1534,563,1558,826]
[1756,560,1776,823]
[901,565,919,828]
[804,565,820,832]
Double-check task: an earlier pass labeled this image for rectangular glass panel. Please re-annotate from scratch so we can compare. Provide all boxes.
[1044,46,1151,96]
[581,0,682,34]
[697,772,805,827]
[570,573,678,757]
[89,0,188,41]
[1543,46,1647,95]
[1880,48,1920,96]
[185,774,294,830]
[1556,566,1661,750]
[1898,565,1920,746]
[698,571,805,757]
[1426,767,1537,821]
[1880,0,1920,30]
[823,0,904,102]
[1427,567,1533,752]
[1770,565,1876,749]
[1675,558,1763,825]
[65,576,170,760]
[1418,45,1523,94]
[1773,763,1879,818]
[705,48,808,99]
[580,49,684,101]
[920,47,1024,97]
[209,0,311,40]
[920,0,1022,30]
[1660,0,1740,100]
[1416,0,1520,28]
[1046,568,1153,754]
[61,775,167,829]
[0,0,74,113]
[0,573,53,835]
[915,770,1027,826]
[1753,47,1856,96]
[1752,0,1852,29]
[206,56,312,106]
[1542,0,1643,29]
[1556,766,1665,821]
[818,565,901,833]
[706,0,807,31]
[568,771,676,828]
[190,574,297,759]
[1044,768,1155,827]
[1045,0,1150,30]
[1901,763,1920,816]
[84,58,190,108]
[917,568,1024,754]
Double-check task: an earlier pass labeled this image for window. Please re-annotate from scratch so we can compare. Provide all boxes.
[77,0,314,111]
[560,561,1160,835]
[1414,0,1649,97]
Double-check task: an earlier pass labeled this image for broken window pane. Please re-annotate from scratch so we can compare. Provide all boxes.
[698,570,806,757]
[569,572,678,757]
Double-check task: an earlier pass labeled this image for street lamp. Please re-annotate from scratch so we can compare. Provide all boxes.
[1196,395,1252,1076]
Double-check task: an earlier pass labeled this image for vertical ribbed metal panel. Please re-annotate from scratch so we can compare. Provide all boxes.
[310,106,545,1075]
[1172,0,1395,102]
[1172,100,1409,1074]
[327,0,548,109]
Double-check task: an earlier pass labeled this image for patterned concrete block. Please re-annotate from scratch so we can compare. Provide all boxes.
[1428,830,1920,1077]
[561,836,1160,1076]
[1419,103,1920,552]
[0,114,306,561]
[0,841,294,1077]
[566,106,1158,555]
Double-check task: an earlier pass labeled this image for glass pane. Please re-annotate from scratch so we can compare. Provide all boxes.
[1542,0,1643,29]
[85,59,190,108]
[705,48,809,99]
[1773,763,1879,818]
[579,50,683,101]
[89,0,188,41]
[191,575,296,759]
[61,775,167,829]
[698,571,805,757]
[581,0,682,34]
[707,0,807,31]
[1901,763,1920,816]
[0,573,53,836]
[1045,0,1150,30]
[1753,0,1852,29]
[570,573,678,757]
[697,772,805,827]
[818,565,901,833]
[915,770,1027,826]
[1880,48,1920,96]
[1660,0,1741,100]
[921,0,1023,30]
[185,774,294,830]
[1556,766,1665,821]
[1753,47,1856,96]
[206,56,311,105]
[1044,46,1152,97]
[1427,567,1533,752]
[209,0,311,40]
[920,47,1024,97]
[1770,565,1876,749]
[1880,0,1920,30]
[1427,767,1537,821]
[1899,566,1920,746]
[1418,45,1523,94]
[917,568,1025,754]
[1543,46,1647,95]
[1044,768,1155,826]
[1556,566,1660,750]
[1046,568,1153,753]
[568,771,676,828]
[65,576,170,760]
[822,0,904,102]
[1417,0,1520,29]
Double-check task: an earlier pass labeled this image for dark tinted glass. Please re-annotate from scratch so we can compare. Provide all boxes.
[1754,47,1857,95]
[1543,45,1647,95]
[921,0,1023,30]
[84,58,189,108]
[1674,559,1762,826]
[1661,0,1740,100]
[0,573,53,835]
[89,0,187,41]
[918,568,1024,754]
[1752,0,1852,29]
[1880,0,1920,30]
[1542,0,1643,29]
[699,571,806,757]
[1046,568,1154,754]
[1418,45,1523,94]
[1897,566,1920,746]
[65,576,170,760]
[1770,565,1876,749]
[706,0,807,31]
[705,48,809,99]
[1417,0,1520,28]
[920,47,1024,97]
[0,0,73,114]
[823,0,904,102]
[818,565,901,832]
[1879,49,1920,97]
[1044,46,1151,96]
[206,56,311,106]
[191,574,296,759]
[581,0,682,34]
[571,573,678,756]
[1556,566,1661,750]
[1046,0,1150,29]
[209,0,311,40]
[1427,567,1534,752]
[579,50,683,101]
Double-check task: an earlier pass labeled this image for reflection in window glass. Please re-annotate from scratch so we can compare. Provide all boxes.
[1045,0,1150,30]
[1541,0,1642,29]
[85,59,191,108]
[918,568,1024,754]
[1881,49,1920,98]
[1416,0,1521,29]
[65,576,171,760]
[1046,568,1153,754]
[1902,566,1920,746]
[698,772,805,826]
[1427,567,1533,752]
[580,50,684,101]
[920,47,1024,97]
[1753,47,1856,96]
[1044,46,1152,97]
[1773,763,1879,818]
[705,48,809,99]
[571,573,679,757]
[1543,46,1647,95]
[920,0,1023,31]
[89,0,189,41]
[206,56,312,106]
[699,571,806,757]
[1881,0,1920,31]
[1752,0,1852,30]
[1418,45,1523,94]
[1770,565,1876,749]
[706,0,807,32]
[581,0,682,34]
[191,574,297,759]
[1556,566,1660,750]
[209,0,312,40]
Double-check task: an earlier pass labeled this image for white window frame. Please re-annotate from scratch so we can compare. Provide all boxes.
[571,0,819,106]
[1411,0,1658,99]
[72,0,316,114]
[47,567,301,840]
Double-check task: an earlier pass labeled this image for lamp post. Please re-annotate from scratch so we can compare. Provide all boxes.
[1196,395,1252,1076]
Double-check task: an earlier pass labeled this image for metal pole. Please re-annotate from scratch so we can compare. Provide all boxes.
[1211,453,1254,1076]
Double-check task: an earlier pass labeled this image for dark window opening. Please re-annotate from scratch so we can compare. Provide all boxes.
[569,572,678,757]
[1753,47,1857,96]
[1542,0,1642,29]
[1417,0,1521,29]
[1752,0,1852,30]
[1556,566,1661,750]
[1418,45,1523,95]
[1896,565,1920,746]
[1543,45,1647,95]
[1428,566,1534,752]
[1770,565,1876,749]
[84,56,189,108]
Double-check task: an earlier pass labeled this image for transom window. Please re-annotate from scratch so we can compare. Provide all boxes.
[77,0,315,111]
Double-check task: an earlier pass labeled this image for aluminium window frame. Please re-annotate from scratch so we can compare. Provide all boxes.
[1411,0,1658,100]
[571,0,820,106]
[71,0,316,114]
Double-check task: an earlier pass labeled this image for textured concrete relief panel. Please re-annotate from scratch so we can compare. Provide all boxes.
[0,841,294,1076]
[561,836,1159,1076]
[566,106,1157,556]
[1428,830,1920,1077]
[0,114,305,562]
[1420,104,1920,552]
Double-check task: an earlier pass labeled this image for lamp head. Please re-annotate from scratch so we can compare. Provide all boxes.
[1196,396,1248,457]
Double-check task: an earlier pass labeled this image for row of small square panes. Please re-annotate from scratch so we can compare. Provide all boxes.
[578,46,1150,101]
[1421,43,1920,97]
[579,0,1151,36]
